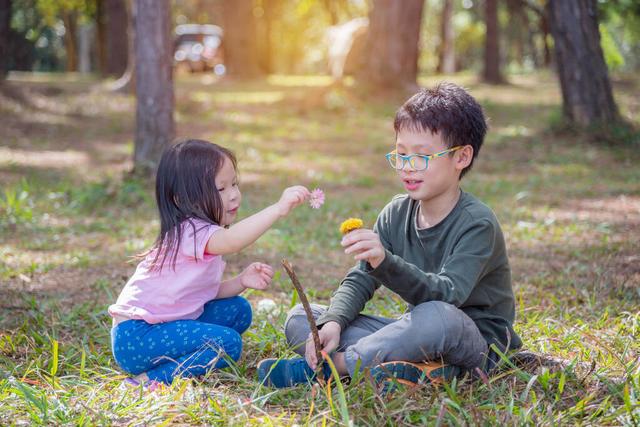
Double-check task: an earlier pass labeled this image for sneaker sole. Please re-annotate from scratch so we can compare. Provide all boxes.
[372,361,460,387]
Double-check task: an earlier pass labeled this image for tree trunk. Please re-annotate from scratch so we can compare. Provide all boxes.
[506,0,525,67]
[78,24,94,73]
[109,0,135,93]
[96,0,107,73]
[100,0,128,76]
[257,0,278,74]
[519,0,551,68]
[63,10,79,72]
[541,10,551,67]
[0,0,11,80]
[547,0,619,127]
[437,0,455,74]
[483,0,503,83]
[222,0,261,78]
[355,0,424,90]
[133,0,175,175]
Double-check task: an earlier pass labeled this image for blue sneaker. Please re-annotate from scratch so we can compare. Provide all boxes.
[370,361,461,393]
[257,357,331,388]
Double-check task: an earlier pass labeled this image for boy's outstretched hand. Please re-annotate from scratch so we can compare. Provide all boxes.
[341,228,386,269]
[276,186,311,217]
[240,262,274,290]
[305,321,341,369]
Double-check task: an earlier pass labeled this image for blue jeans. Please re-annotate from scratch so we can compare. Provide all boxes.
[111,296,252,384]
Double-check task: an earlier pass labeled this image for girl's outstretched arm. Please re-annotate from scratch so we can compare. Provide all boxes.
[206,185,310,255]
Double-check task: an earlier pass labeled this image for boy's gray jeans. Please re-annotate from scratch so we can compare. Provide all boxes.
[285,301,489,376]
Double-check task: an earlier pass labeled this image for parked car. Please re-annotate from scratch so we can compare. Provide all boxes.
[174,24,225,74]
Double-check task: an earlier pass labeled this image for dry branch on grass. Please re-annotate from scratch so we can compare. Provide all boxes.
[281,259,323,367]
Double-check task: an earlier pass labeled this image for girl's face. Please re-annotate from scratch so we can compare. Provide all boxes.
[215,156,241,226]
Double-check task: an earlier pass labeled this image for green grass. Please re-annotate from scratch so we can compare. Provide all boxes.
[1,71,639,425]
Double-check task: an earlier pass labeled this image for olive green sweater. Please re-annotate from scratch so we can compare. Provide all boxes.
[317,191,522,352]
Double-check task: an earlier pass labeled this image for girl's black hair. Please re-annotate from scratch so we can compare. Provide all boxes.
[148,138,237,272]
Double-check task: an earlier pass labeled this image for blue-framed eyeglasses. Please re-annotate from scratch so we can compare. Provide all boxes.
[385,146,464,171]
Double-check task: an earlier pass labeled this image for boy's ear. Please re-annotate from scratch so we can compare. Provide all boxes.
[455,145,474,171]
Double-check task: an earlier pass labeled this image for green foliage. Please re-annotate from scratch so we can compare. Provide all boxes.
[0,179,34,230]
[67,177,153,212]
[600,24,625,71]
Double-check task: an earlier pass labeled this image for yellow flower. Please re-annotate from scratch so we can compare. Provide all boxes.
[339,218,364,235]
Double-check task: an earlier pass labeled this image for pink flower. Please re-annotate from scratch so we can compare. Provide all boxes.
[309,188,325,209]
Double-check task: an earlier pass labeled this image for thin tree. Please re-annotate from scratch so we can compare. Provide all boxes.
[355,0,425,90]
[546,0,619,127]
[133,0,175,175]
[96,0,128,77]
[437,0,455,74]
[222,0,261,78]
[61,9,79,71]
[0,0,10,81]
[483,0,504,83]
[109,0,135,93]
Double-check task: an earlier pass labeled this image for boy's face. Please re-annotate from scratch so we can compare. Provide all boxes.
[394,129,468,202]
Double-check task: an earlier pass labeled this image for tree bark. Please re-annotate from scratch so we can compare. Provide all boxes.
[547,0,619,127]
[222,0,261,78]
[437,0,455,74]
[483,0,504,83]
[0,0,11,80]
[96,0,107,73]
[101,0,128,76]
[109,0,135,93]
[133,0,175,175]
[355,0,424,90]
[62,10,79,72]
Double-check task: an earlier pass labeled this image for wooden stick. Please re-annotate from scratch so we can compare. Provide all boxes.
[281,259,322,366]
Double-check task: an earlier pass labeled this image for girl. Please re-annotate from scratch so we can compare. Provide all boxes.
[109,139,311,388]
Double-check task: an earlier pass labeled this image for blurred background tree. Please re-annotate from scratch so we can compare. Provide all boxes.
[134,0,174,175]
[2,0,638,142]
[547,0,619,128]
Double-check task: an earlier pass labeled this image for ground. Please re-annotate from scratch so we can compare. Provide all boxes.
[0,71,639,425]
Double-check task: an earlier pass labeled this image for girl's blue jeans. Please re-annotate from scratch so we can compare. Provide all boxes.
[111,296,252,384]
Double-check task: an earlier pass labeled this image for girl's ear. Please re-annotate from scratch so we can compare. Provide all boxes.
[455,145,474,170]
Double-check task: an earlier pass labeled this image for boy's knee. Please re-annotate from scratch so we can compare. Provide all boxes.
[411,301,463,335]
[284,313,309,349]
[284,304,327,352]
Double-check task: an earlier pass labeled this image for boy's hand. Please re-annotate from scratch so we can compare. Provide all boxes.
[305,321,341,369]
[239,262,274,290]
[276,186,311,217]
[341,228,386,269]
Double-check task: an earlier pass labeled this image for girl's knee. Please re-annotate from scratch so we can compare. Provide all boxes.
[225,331,243,361]
[232,296,253,332]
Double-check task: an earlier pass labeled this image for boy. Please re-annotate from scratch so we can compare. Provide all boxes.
[258,83,522,388]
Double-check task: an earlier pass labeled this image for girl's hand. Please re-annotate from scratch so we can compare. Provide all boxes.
[276,186,311,217]
[341,228,386,269]
[240,262,274,290]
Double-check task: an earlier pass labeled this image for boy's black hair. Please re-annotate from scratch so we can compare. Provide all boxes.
[149,138,237,271]
[394,82,487,178]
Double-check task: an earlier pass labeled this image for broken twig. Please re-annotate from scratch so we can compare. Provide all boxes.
[281,259,322,366]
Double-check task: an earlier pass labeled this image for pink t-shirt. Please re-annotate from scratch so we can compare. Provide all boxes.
[108,218,225,324]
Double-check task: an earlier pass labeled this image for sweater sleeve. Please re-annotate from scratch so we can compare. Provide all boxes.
[366,219,497,307]
[315,209,394,330]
